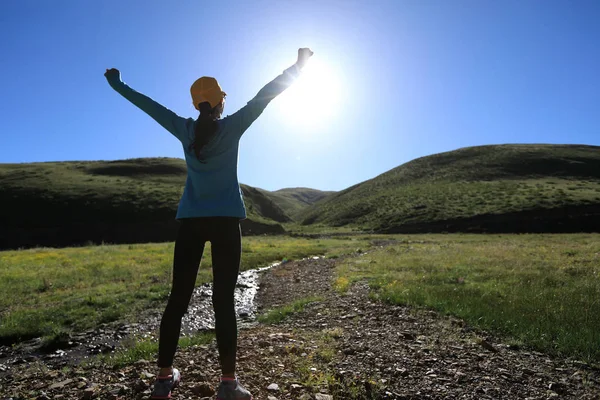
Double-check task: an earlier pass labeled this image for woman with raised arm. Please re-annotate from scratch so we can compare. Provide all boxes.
[105,48,313,400]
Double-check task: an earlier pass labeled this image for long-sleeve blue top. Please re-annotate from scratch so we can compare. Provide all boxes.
[106,65,300,220]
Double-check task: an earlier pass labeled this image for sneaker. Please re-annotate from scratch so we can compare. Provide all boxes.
[151,368,181,399]
[216,377,253,400]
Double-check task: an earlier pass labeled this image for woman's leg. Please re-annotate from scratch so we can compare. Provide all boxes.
[157,219,205,369]
[210,218,242,376]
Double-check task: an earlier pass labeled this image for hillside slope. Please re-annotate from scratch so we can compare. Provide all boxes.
[257,187,335,219]
[299,144,600,233]
[0,158,290,249]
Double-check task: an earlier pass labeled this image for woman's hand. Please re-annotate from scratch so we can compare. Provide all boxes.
[296,48,314,69]
[104,68,121,81]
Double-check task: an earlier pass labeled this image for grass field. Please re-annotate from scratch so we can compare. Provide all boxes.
[257,296,323,324]
[2,233,599,365]
[0,235,372,345]
[336,233,600,363]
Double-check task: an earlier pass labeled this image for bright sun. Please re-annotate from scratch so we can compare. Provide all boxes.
[276,57,341,126]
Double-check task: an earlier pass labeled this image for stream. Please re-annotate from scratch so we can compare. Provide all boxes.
[0,257,320,374]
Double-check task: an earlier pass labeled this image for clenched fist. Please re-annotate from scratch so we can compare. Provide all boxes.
[296,48,314,69]
[104,68,121,82]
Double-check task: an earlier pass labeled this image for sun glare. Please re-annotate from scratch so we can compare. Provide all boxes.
[276,57,341,127]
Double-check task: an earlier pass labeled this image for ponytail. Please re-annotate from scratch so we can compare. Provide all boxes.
[190,102,219,162]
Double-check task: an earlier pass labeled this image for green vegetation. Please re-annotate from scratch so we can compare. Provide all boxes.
[336,233,600,363]
[0,235,377,344]
[0,159,336,248]
[258,187,335,220]
[3,144,599,251]
[0,158,290,249]
[96,332,215,368]
[3,233,600,365]
[299,144,600,232]
[257,296,323,324]
[0,157,287,224]
[282,328,386,398]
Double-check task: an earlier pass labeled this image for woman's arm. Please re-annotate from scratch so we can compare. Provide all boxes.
[104,68,187,141]
[226,48,313,137]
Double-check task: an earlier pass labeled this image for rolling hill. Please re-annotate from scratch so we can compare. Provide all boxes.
[299,144,600,233]
[3,144,599,249]
[0,158,292,249]
[257,187,335,219]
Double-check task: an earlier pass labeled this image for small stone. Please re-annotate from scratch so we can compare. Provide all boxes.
[267,383,279,391]
[478,339,498,353]
[268,396,279,400]
[133,379,148,393]
[290,383,303,391]
[315,394,333,400]
[454,371,467,382]
[49,379,74,390]
[189,371,209,382]
[48,371,60,379]
[191,383,215,397]
[83,389,95,400]
[141,371,154,379]
[570,371,582,380]
[522,368,535,376]
[36,392,50,400]
[549,382,567,395]
[299,395,312,400]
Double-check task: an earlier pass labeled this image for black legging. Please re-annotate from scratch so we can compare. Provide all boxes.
[157,217,242,374]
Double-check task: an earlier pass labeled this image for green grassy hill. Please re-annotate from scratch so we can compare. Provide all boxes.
[257,187,335,219]
[0,158,290,249]
[240,185,292,223]
[299,144,600,233]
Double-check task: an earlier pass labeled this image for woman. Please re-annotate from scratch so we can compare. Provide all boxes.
[105,47,313,400]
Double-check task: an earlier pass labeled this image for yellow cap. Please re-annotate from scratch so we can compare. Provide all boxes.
[190,77,226,110]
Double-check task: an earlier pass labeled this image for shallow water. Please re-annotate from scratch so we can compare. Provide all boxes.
[0,258,319,373]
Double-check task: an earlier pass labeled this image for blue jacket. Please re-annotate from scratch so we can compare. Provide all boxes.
[106,65,300,220]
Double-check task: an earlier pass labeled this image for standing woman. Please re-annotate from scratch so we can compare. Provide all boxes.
[105,48,313,399]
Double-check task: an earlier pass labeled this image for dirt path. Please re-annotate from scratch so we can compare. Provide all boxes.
[1,255,599,399]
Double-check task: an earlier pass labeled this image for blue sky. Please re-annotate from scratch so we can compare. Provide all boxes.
[1,0,599,191]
